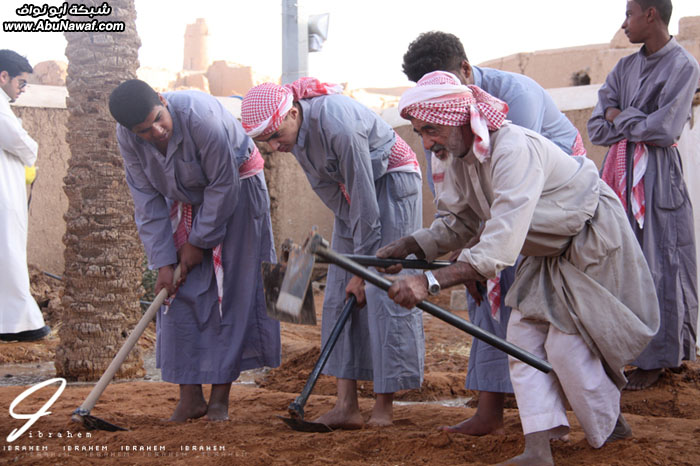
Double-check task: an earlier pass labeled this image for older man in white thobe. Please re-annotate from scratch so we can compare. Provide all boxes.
[377,71,660,465]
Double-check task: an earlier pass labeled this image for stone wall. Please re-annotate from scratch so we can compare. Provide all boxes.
[262,151,334,250]
[206,60,255,97]
[13,100,70,276]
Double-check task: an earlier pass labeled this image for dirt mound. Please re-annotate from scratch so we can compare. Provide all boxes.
[1,287,700,465]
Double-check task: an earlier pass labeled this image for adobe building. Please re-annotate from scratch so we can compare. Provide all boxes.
[183,18,209,71]
[206,60,255,97]
[28,60,67,86]
[175,18,261,96]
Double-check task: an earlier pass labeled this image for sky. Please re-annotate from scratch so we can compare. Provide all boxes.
[1,0,699,88]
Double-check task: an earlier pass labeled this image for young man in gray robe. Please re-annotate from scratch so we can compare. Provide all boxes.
[241,78,424,428]
[109,79,281,422]
[588,0,699,391]
[379,71,659,465]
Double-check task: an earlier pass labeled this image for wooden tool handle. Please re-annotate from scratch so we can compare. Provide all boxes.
[77,265,181,414]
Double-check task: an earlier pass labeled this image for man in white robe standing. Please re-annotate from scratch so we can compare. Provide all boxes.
[0,49,50,342]
[378,71,660,465]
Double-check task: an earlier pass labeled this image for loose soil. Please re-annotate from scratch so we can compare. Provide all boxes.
[1,274,699,465]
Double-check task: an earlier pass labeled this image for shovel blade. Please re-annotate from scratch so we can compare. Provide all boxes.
[262,261,316,325]
[72,412,128,431]
[277,415,333,433]
[275,244,316,321]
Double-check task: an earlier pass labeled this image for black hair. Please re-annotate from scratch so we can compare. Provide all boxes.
[635,0,673,26]
[108,79,163,129]
[0,49,32,77]
[402,31,468,83]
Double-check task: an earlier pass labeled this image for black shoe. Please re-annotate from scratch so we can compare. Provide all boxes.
[0,325,51,342]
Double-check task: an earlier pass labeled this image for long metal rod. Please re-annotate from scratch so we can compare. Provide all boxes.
[288,295,357,419]
[317,255,451,270]
[313,244,552,374]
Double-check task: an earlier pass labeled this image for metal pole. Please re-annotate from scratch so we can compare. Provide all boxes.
[312,242,552,374]
[282,0,308,84]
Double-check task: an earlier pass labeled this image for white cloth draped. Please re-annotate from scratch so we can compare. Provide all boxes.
[0,89,45,334]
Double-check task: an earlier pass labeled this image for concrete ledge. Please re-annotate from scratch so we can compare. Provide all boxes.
[10,84,244,119]
[546,84,602,112]
[11,84,67,109]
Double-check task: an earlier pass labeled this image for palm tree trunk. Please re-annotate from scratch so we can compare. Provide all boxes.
[55,0,145,381]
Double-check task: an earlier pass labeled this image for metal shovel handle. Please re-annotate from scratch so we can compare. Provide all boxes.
[317,255,451,270]
[289,294,357,419]
[312,242,552,374]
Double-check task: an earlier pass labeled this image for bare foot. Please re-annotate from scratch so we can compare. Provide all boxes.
[168,399,207,422]
[206,383,231,421]
[168,384,208,422]
[606,413,632,442]
[367,415,392,427]
[439,391,505,436]
[496,431,554,466]
[624,368,663,390]
[206,402,229,421]
[367,393,393,427]
[438,416,505,436]
[314,406,364,430]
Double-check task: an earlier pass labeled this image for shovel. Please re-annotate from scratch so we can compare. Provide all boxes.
[262,254,451,326]
[280,232,552,374]
[71,265,181,431]
[278,295,358,432]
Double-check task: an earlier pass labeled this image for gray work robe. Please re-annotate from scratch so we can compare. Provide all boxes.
[414,123,660,388]
[292,94,424,393]
[117,91,281,384]
[588,37,699,369]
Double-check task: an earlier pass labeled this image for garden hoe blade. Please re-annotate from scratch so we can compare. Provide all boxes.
[274,230,324,324]
[261,261,316,325]
[277,414,333,433]
[72,410,127,432]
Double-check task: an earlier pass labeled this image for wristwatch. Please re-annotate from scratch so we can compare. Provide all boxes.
[424,270,441,296]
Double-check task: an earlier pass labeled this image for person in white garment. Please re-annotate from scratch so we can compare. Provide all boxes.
[377,71,660,465]
[0,49,50,342]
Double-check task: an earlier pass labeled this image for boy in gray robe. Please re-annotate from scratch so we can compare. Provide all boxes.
[109,80,280,422]
[588,0,699,391]
[241,78,424,428]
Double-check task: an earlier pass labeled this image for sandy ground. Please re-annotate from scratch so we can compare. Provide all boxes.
[1,274,699,465]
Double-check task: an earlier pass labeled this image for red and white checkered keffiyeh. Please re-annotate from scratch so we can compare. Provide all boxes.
[166,202,224,317]
[487,277,501,321]
[337,134,421,204]
[601,140,648,228]
[242,78,420,205]
[398,71,509,163]
[238,145,265,179]
[241,77,344,138]
[571,131,587,157]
